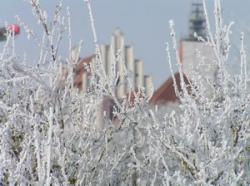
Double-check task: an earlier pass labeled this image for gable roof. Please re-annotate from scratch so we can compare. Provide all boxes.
[150,72,191,105]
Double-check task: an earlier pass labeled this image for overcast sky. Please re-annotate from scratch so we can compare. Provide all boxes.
[1,0,250,88]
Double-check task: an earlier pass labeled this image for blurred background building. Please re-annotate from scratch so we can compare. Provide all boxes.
[73,29,154,127]
[72,2,219,125]
[151,3,217,105]
[73,28,154,100]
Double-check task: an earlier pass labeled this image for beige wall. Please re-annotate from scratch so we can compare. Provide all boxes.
[181,41,217,95]
[144,75,154,98]
[135,59,144,89]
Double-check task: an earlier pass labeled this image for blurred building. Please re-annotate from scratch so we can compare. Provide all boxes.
[74,28,154,99]
[73,29,154,127]
[151,3,217,105]
[150,72,190,105]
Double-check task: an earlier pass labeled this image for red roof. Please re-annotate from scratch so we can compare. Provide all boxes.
[150,72,191,105]
[124,89,145,107]
[73,55,95,89]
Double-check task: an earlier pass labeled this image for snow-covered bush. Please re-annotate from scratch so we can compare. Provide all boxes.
[0,0,249,185]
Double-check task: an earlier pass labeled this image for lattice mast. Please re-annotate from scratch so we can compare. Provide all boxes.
[189,3,207,41]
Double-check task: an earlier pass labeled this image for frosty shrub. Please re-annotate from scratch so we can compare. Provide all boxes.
[0,0,249,185]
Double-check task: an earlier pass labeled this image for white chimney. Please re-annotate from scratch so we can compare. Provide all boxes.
[70,46,80,63]
[144,75,154,98]
[135,59,144,89]
[111,28,125,52]
[125,45,135,91]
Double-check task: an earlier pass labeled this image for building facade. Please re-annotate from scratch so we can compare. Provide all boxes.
[74,28,154,99]
[100,28,154,99]
[151,3,217,105]
[73,29,154,127]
